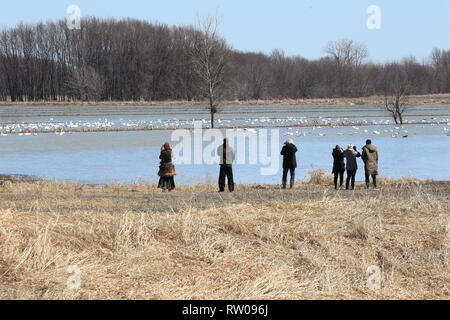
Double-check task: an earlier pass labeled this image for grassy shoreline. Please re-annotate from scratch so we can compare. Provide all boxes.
[0,178,448,300]
[1,93,450,107]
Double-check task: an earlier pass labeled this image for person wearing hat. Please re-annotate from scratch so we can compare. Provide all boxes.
[217,138,235,192]
[343,144,361,190]
[362,139,379,188]
[280,138,298,189]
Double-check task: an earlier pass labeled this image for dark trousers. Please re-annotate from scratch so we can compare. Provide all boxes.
[334,171,344,189]
[365,172,377,188]
[282,168,296,188]
[158,177,175,191]
[219,165,234,192]
[346,169,357,190]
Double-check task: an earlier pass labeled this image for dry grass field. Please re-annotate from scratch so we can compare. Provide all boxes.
[0,176,448,300]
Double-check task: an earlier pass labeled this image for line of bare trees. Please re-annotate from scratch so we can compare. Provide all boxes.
[1,18,450,106]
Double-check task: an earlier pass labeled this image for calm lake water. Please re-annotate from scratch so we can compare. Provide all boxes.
[0,104,449,185]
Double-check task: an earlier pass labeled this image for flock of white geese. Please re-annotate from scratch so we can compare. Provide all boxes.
[0,116,449,138]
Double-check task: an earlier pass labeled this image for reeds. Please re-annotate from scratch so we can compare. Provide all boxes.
[0,179,448,299]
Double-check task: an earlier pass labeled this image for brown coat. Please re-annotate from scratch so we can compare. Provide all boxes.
[158,150,176,177]
[362,144,379,175]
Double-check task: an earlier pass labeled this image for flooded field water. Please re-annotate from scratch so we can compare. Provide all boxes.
[0,104,449,185]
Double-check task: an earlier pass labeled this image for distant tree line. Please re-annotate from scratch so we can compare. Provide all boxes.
[1,17,450,103]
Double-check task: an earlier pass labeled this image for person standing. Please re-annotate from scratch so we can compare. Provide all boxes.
[332,145,345,190]
[157,143,176,192]
[343,144,361,190]
[280,139,298,189]
[362,139,379,189]
[217,138,235,192]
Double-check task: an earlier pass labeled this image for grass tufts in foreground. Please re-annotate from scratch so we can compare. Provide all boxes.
[0,178,448,300]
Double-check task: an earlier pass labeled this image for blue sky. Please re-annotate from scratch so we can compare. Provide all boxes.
[1,0,450,62]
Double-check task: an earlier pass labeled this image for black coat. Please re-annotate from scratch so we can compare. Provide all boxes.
[332,148,345,173]
[281,144,298,169]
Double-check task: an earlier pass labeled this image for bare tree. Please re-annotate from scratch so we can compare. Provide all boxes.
[431,48,450,93]
[381,63,410,124]
[191,16,229,128]
[65,66,104,101]
[325,39,368,67]
[0,18,449,104]
[325,39,369,96]
[230,51,270,100]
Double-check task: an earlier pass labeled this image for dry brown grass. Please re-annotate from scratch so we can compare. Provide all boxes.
[0,179,448,300]
[306,169,333,185]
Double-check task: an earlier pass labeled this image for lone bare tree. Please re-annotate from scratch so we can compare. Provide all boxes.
[381,63,410,124]
[191,16,229,128]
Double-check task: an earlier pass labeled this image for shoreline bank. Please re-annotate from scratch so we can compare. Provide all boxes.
[1,94,450,107]
[0,174,445,187]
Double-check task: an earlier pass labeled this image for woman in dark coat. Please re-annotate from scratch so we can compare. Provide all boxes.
[343,144,361,190]
[158,143,176,192]
[332,145,345,190]
[280,139,298,189]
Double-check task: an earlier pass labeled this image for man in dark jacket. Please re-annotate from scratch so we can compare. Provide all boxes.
[332,145,345,190]
[280,139,298,189]
[217,138,235,192]
[362,139,379,188]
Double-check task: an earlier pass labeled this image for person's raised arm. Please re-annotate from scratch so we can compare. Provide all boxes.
[361,147,367,161]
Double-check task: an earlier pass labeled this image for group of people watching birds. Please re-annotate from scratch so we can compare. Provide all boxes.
[156,138,379,192]
[279,138,379,190]
[332,140,379,190]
